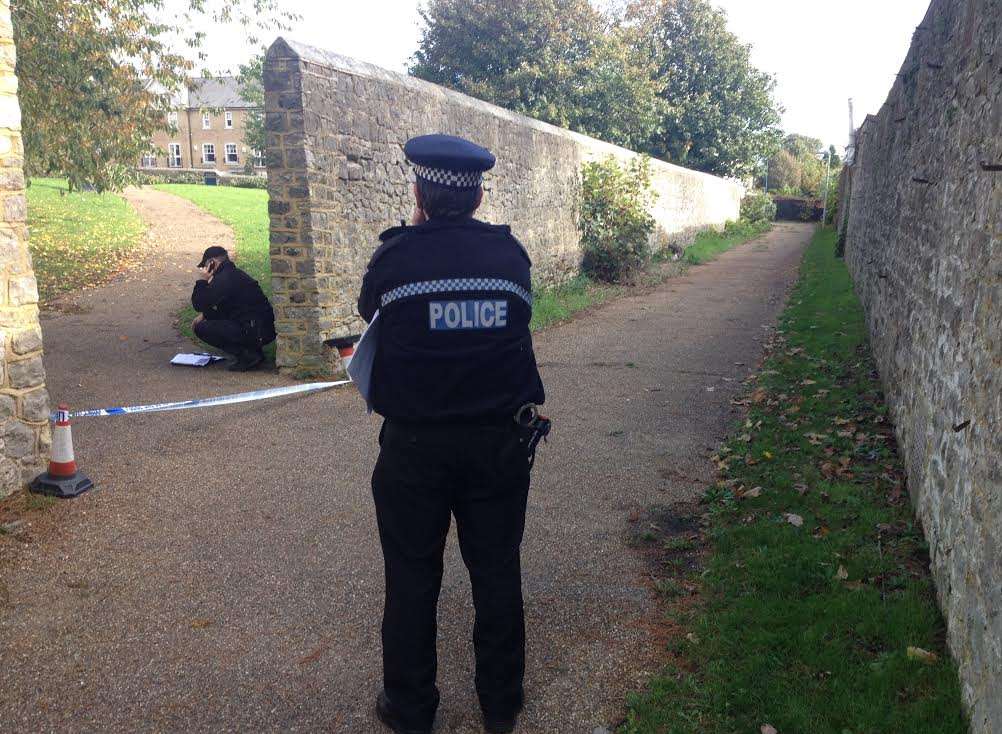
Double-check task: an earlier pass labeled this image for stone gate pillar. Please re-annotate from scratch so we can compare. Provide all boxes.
[0,0,50,496]
[263,40,346,376]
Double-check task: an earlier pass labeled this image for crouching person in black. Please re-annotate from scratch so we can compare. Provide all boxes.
[191,246,276,371]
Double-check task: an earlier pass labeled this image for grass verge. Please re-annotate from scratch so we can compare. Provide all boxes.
[533,222,770,331]
[622,228,966,733]
[684,220,772,265]
[530,275,623,331]
[26,178,145,304]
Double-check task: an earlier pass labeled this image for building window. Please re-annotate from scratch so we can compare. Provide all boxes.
[224,143,238,163]
[202,112,211,130]
[168,143,182,168]
[141,153,157,168]
[225,111,233,129]
[202,143,215,164]
[252,149,265,168]
[167,110,178,128]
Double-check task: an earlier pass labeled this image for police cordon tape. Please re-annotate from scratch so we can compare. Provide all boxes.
[56,380,352,420]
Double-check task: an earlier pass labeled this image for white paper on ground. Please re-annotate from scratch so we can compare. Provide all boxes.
[170,352,225,367]
[346,310,379,413]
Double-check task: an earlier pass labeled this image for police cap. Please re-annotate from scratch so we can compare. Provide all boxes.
[404,134,496,190]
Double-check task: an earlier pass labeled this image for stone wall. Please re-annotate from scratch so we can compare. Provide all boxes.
[839,0,1000,729]
[0,0,49,496]
[263,39,742,374]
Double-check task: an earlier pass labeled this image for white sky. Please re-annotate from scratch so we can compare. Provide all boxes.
[200,0,933,153]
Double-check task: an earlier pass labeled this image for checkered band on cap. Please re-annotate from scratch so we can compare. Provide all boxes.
[380,278,532,308]
[412,164,483,189]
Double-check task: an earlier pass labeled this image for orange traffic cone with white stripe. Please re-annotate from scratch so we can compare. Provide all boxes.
[30,404,94,498]
[325,335,359,371]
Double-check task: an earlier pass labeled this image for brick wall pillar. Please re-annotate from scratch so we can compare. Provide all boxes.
[263,41,340,376]
[0,0,50,496]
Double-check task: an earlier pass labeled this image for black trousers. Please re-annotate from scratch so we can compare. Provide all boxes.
[372,419,530,730]
[193,317,274,357]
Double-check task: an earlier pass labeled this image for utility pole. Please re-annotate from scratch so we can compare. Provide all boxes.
[821,148,833,225]
[847,98,856,164]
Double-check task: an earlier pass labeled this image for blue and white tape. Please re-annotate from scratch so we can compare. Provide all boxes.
[61,380,351,420]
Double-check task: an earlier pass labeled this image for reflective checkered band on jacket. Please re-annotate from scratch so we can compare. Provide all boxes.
[412,164,483,189]
[380,278,532,308]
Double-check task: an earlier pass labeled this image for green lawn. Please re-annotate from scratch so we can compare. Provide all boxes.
[622,229,966,734]
[154,184,270,341]
[26,178,145,303]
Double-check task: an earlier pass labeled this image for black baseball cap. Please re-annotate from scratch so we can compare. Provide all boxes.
[198,246,228,267]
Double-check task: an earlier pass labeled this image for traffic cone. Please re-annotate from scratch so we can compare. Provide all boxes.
[326,335,359,370]
[30,404,94,498]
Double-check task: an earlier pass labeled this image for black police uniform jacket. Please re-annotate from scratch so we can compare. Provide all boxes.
[357,218,545,423]
[191,261,276,329]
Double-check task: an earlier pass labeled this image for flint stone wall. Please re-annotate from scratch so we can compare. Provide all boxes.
[263,38,742,374]
[0,0,50,497]
[840,0,1000,728]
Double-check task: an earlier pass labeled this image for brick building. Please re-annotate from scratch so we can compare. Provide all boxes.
[142,77,263,174]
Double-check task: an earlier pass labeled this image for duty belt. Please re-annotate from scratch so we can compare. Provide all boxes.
[515,403,551,470]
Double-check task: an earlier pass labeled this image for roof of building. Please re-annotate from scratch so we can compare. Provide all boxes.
[187,76,256,109]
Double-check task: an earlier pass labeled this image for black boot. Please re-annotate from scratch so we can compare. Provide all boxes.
[375,690,432,734]
[227,347,264,372]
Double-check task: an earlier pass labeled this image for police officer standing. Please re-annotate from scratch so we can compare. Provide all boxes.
[358,135,547,734]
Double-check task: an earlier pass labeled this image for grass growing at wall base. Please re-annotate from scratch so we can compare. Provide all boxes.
[533,221,771,331]
[621,229,966,734]
[27,178,145,304]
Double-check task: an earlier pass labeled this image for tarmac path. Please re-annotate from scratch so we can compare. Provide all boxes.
[1,208,813,732]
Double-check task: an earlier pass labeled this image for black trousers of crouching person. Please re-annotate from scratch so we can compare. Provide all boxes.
[193,317,274,358]
[372,418,530,730]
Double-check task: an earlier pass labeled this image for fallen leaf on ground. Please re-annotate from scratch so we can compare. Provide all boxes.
[190,618,213,629]
[836,565,848,580]
[794,482,809,495]
[763,451,774,460]
[784,513,804,527]
[761,725,778,734]
[743,486,762,498]
[907,646,939,664]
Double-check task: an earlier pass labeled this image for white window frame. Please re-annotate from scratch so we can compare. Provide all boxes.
[168,143,182,168]
[224,111,234,129]
[202,111,211,130]
[224,143,239,164]
[167,110,178,128]
[202,143,216,164]
[141,153,157,168]
[252,149,265,168]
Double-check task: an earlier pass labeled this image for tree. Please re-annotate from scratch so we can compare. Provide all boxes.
[768,149,802,193]
[763,133,841,196]
[238,52,266,170]
[628,0,783,177]
[13,0,295,191]
[410,0,662,151]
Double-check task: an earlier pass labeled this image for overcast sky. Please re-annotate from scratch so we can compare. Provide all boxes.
[199,0,932,152]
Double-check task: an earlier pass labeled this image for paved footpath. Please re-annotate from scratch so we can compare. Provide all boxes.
[0,212,813,732]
